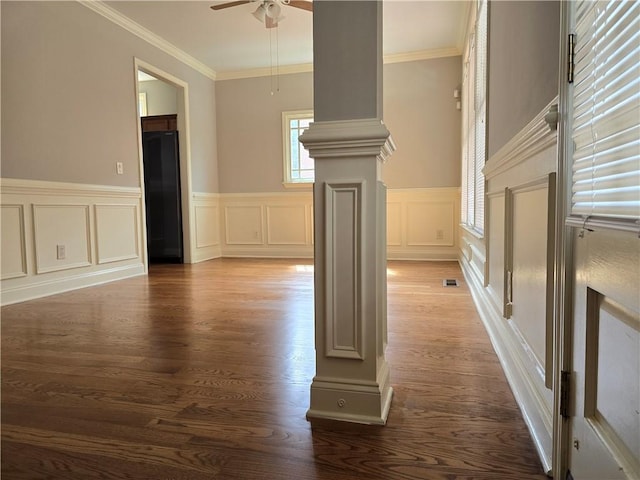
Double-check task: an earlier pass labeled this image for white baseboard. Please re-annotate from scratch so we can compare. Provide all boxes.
[1,263,145,306]
[387,247,458,261]
[192,244,223,263]
[222,245,313,259]
[460,254,553,475]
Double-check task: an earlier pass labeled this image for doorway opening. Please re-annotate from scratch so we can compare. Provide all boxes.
[134,60,194,268]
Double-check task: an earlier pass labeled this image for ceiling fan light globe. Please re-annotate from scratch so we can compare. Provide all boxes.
[252,4,266,22]
[265,1,282,19]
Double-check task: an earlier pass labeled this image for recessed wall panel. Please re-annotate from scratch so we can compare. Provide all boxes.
[386,201,402,246]
[325,182,363,359]
[266,205,306,245]
[225,205,263,245]
[406,201,454,246]
[587,292,640,469]
[511,187,548,370]
[33,204,91,273]
[95,204,139,264]
[1,205,27,279]
[195,205,220,248]
[487,193,505,307]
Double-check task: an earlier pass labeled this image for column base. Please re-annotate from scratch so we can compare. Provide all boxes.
[306,362,393,425]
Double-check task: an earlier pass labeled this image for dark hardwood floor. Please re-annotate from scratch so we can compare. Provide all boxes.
[1,258,547,479]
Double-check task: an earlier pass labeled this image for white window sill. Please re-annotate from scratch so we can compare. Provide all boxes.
[283,182,314,190]
[460,223,485,240]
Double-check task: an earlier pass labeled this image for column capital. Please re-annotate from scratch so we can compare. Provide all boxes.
[300,118,396,162]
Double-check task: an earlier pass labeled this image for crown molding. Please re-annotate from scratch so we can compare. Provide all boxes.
[383,47,461,65]
[76,2,460,82]
[216,62,314,81]
[457,1,473,53]
[216,47,461,81]
[78,0,217,81]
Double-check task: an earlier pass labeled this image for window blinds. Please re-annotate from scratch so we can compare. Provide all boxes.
[474,0,487,232]
[460,0,487,235]
[572,0,640,222]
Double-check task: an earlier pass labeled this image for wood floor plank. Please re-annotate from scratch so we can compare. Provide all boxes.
[1,258,546,479]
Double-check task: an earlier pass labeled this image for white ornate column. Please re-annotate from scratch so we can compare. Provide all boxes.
[300,0,395,425]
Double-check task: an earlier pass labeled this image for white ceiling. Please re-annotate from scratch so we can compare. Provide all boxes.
[106,0,469,79]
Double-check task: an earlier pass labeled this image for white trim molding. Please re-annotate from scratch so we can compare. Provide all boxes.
[215,47,461,81]
[460,99,559,475]
[461,256,553,474]
[324,181,365,360]
[383,47,461,65]
[79,1,217,80]
[301,118,396,161]
[192,192,222,263]
[1,178,145,306]
[483,97,559,180]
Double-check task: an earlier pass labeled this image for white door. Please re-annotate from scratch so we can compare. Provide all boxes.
[569,230,639,479]
[563,1,640,478]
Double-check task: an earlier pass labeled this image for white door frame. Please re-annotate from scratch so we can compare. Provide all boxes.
[553,1,574,477]
[133,58,195,267]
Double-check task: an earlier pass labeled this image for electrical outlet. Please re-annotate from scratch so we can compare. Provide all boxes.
[116,162,124,175]
[56,244,66,260]
[436,229,444,240]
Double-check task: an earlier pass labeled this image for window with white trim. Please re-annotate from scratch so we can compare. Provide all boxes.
[461,0,487,235]
[283,110,314,185]
[570,0,640,227]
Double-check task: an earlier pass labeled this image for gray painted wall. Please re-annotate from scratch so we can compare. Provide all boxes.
[139,79,178,116]
[215,72,314,193]
[216,57,462,193]
[487,0,560,157]
[1,1,219,193]
[313,1,383,121]
[383,57,462,189]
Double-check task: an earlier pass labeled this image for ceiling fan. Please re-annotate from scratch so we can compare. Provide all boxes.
[211,0,312,29]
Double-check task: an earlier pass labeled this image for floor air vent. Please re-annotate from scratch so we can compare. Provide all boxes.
[442,279,459,287]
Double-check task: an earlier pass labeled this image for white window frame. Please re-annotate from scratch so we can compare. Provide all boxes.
[461,0,487,236]
[282,110,314,187]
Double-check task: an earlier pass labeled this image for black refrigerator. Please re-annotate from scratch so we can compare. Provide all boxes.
[142,130,183,263]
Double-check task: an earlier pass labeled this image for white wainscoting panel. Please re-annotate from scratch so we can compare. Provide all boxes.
[195,206,219,248]
[266,205,308,245]
[33,204,92,274]
[511,184,550,374]
[406,201,455,246]
[1,204,27,280]
[460,99,558,475]
[221,192,313,258]
[225,205,264,245]
[387,188,460,260]
[386,202,402,247]
[219,188,460,260]
[486,192,505,312]
[0,179,145,306]
[95,204,139,264]
[192,193,222,263]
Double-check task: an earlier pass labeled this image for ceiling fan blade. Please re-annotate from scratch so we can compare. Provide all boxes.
[210,1,252,11]
[287,0,313,12]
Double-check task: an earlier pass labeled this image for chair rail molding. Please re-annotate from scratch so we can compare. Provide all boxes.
[483,97,559,180]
